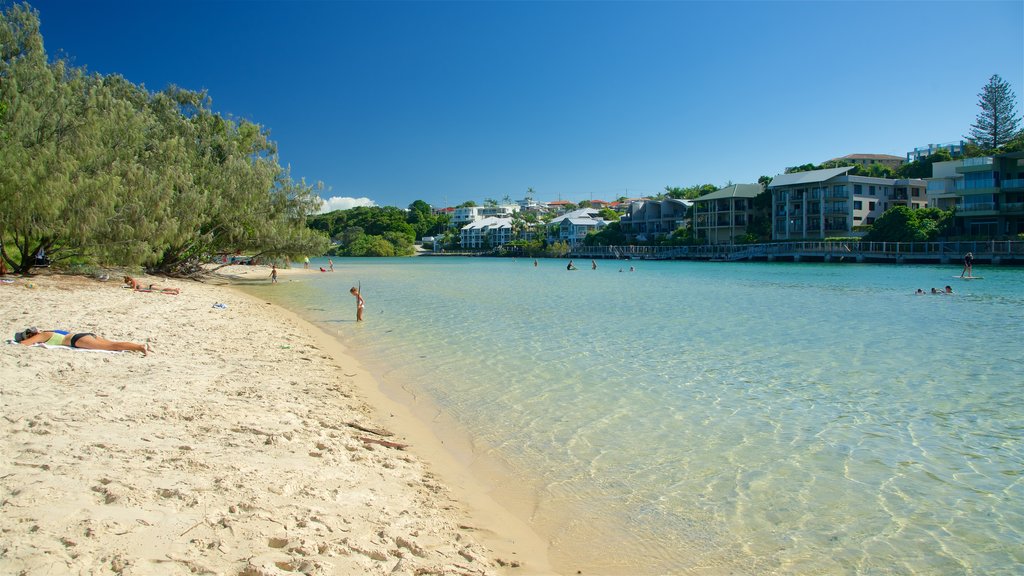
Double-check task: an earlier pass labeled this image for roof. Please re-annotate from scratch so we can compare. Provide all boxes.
[565,217,605,226]
[460,216,510,230]
[549,208,601,224]
[768,166,853,188]
[833,153,905,161]
[695,184,763,201]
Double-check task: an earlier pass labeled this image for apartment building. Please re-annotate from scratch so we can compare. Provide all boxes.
[547,208,607,247]
[691,184,762,244]
[769,167,927,240]
[618,198,692,240]
[926,151,1024,237]
[907,141,965,163]
[460,217,513,248]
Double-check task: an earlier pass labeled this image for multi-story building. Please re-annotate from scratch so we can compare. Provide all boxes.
[618,198,692,241]
[907,141,966,163]
[926,151,1024,237]
[452,206,484,227]
[691,184,762,244]
[547,208,607,247]
[769,167,927,240]
[452,204,518,227]
[460,217,513,248]
[828,154,905,169]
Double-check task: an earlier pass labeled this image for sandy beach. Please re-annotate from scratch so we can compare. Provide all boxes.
[0,266,552,575]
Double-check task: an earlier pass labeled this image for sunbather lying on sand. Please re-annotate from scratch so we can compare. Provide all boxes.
[13,327,149,355]
[123,276,179,295]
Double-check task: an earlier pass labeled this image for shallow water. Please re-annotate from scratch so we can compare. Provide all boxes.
[242,258,1024,575]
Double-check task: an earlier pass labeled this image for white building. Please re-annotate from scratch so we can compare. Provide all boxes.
[547,208,607,247]
[460,217,513,249]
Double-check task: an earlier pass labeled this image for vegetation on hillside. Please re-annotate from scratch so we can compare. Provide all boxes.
[306,201,450,256]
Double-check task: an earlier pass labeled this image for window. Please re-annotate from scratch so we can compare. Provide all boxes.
[869,201,876,211]
[854,200,863,210]
[869,186,876,195]
[854,184,862,194]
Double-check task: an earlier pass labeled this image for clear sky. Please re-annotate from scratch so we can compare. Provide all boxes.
[24,0,1024,211]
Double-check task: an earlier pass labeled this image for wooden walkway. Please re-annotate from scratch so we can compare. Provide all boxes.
[568,241,1024,265]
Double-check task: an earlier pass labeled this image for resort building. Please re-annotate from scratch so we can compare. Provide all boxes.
[828,154,905,169]
[769,167,927,240]
[460,217,513,249]
[547,208,608,247]
[452,206,484,226]
[906,141,966,163]
[618,198,693,241]
[691,184,763,244]
[451,204,519,227]
[925,151,1024,237]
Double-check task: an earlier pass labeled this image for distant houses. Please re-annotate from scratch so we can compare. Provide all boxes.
[443,147,1024,250]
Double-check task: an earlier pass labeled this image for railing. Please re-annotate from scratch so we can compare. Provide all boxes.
[1002,179,1024,190]
[962,157,994,167]
[568,241,1024,261]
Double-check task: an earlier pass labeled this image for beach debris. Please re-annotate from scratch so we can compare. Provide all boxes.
[357,436,408,450]
[345,421,394,437]
[212,303,228,309]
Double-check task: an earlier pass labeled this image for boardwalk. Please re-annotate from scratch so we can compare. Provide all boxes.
[568,240,1024,264]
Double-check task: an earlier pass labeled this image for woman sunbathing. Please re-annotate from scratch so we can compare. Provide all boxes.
[124,276,179,295]
[14,327,149,355]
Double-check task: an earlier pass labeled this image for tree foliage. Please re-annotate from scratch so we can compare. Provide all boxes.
[863,206,953,242]
[307,203,443,257]
[0,3,328,275]
[966,74,1022,150]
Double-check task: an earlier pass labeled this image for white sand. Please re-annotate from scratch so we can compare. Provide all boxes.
[0,268,553,575]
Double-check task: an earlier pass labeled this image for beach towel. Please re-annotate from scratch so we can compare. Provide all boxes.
[5,340,126,354]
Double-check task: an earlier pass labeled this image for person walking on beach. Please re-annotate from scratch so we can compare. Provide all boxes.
[350,286,364,322]
[303,256,310,270]
[328,259,334,272]
[270,264,278,284]
[960,252,974,278]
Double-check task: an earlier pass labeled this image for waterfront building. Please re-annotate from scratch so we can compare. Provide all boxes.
[828,153,905,169]
[618,198,692,241]
[691,184,762,244]
[547,208,608,247]
[460,217,513,248]
[769,167,927,240]
[926,151,1024,237]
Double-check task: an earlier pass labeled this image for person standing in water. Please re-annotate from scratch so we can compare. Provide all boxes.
[270,264,278,284]
[350,286,364,322]
[960,252,974,278]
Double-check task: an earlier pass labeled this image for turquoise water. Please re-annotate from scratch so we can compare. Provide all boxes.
[242,258,1024,575]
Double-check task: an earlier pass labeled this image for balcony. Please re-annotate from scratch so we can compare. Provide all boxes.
[1003,202,1024,213]
[956,179,997,191]
[1003,178,1024,190]
[957,202,997,212]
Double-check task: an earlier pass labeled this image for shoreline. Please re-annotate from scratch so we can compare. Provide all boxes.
[0,267,554,575]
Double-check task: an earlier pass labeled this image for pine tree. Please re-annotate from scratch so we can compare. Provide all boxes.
[965,74,1022,150]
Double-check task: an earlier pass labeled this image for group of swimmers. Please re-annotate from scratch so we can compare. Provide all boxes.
[916,286,953,295]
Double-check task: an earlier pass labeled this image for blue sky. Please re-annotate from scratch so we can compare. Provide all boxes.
[25,0,1024,211]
